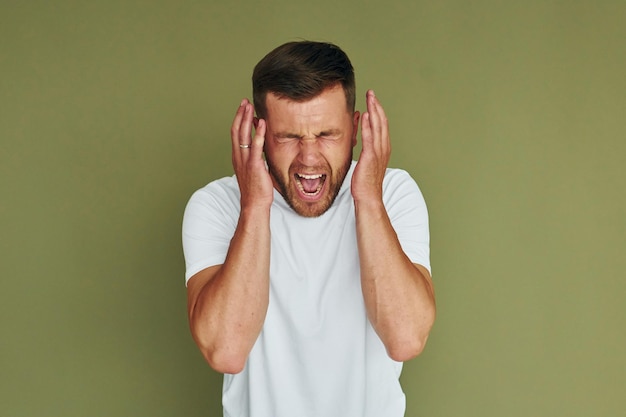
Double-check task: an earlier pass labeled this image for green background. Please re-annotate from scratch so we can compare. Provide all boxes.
[1,1,624,416]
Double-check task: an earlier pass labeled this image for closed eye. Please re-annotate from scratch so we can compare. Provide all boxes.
[317,129,341,140]
[273,132,302,144]
[272,129,342,144]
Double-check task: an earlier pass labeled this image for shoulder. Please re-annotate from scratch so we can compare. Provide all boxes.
[383,167,415,184]
[188,175,240,204]
[184,175,241,219]
[382,168,425,202]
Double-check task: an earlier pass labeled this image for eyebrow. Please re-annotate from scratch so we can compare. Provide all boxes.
[273,131,303,139]
[317,129,342,137]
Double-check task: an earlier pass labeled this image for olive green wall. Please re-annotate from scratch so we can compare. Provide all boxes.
[1,1,624,416]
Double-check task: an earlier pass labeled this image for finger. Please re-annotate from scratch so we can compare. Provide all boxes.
[364,91,381,156]
[231,99,248,165]
[367,90,390,155]
[238,103,255,164]
[360,111,373,153]
[240,102,254,144]
[366,91,380,136]
[251,118,266,161]
[366,91,384,154]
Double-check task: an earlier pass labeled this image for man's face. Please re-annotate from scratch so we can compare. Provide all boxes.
[263,85,359,217]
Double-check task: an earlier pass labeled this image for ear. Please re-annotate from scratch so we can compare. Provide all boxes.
[352,111,360,147]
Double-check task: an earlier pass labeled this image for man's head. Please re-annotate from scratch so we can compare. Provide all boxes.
[253,41,359,217]
[252,41,356,120]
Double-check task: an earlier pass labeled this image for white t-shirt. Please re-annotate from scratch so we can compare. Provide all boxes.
[182,161,430,417]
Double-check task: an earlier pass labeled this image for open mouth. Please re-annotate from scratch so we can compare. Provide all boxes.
[295,173,326,196]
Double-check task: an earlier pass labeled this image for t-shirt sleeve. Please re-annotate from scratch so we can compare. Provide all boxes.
[181,179,240,284]
[382,169,431,274]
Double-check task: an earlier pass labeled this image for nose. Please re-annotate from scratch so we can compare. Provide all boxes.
[298,138,321,165]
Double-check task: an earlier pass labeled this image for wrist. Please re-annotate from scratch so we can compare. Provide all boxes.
[354,197,386,218]
[240,202,271,219]
[240,191,274,214]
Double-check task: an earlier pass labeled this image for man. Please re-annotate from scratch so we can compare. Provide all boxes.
[182,41,435,417]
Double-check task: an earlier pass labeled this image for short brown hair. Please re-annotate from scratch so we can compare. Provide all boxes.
[252,41,356,119]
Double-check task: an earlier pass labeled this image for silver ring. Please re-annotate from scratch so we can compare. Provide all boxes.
[239,144,251,149]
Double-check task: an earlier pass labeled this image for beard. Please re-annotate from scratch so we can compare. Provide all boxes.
[266,153,352,218]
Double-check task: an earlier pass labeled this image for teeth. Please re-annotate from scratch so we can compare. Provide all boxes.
[298,173,323,179]
[295,173,325,195]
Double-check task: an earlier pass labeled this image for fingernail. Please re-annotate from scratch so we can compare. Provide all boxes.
[240,99,247,107]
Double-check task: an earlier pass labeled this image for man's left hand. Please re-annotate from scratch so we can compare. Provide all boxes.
[351,90,391,203]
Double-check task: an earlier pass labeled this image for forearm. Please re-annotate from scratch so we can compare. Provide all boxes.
[188,205,271,373]
[355,199,436,361]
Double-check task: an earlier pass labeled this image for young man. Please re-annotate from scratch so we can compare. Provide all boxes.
[182,41,435,417]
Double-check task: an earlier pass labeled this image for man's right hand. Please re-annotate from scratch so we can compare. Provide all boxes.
[231,99,274,210]
[187,100,273,374]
